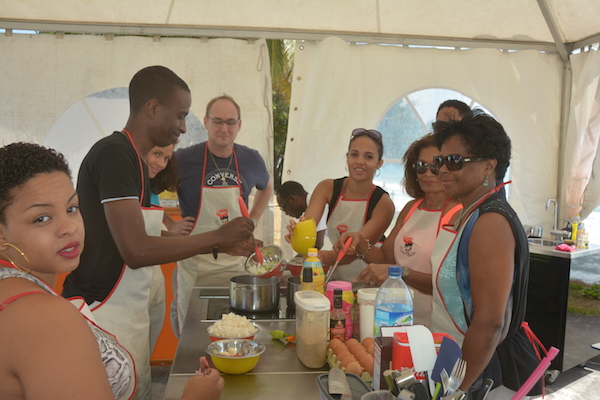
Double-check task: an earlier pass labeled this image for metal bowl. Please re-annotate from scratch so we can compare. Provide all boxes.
[206,339,266,374]
[244,245,283,278]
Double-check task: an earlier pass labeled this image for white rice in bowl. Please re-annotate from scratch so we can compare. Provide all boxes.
[207,312,259,338]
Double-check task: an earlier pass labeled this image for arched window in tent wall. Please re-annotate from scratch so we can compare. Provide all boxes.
[373,89,495,222]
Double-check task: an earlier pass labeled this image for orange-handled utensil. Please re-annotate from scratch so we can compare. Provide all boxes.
[238,197,264,265]
[325,237,353,283]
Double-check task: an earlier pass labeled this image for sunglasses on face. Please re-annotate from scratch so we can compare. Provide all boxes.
[351,128,382,141]
[433,154,489,171]
[413,161,438,175]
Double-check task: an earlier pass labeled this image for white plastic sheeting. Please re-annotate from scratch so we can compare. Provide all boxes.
[0,33,274,238]
[566,49,600,220]
[284,37,567,233]
[2,0,600,49]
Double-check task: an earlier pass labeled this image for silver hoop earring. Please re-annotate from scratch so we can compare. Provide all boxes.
[345,165,348,172]
[376,169,381,177]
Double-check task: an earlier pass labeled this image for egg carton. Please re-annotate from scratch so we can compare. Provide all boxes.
[326,348,372,383]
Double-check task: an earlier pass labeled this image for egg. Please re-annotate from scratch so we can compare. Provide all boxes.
[361,337,374,349]
[365,342,375,356]
[332,343,349,357]
[358,353,374,374]
[350,346,368,361]
[340,354,357,368]
[328,338,344,351]
[335,349,352,364]
[345,338,360,350]
[344,361,363,376]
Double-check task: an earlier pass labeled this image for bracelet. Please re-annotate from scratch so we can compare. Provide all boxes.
[356,239,371,260]
[251,219,258,229]
[212,246,218,260]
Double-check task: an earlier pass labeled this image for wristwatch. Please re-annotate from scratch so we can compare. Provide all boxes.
[402,267,411,279]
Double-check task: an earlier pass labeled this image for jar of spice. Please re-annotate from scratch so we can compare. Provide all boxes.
[294,290,330,368]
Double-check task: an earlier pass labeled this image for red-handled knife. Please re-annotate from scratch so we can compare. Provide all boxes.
[325,237,353,283]
[238,197,264,264]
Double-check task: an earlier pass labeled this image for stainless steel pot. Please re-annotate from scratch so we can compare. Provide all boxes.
[286,275,301,309]
[230,275,280,312]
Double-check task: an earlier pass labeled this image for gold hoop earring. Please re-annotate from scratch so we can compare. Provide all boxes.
[3,243,32,274]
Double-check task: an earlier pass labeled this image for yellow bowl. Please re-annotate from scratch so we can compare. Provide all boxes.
[206,339,266,374]
[290,218,317,257]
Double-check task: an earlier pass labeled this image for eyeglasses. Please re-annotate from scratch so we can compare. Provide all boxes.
[351,128,382,141]
[279,196,291,212]
[413,161,438,175]
[208,117,240,127]
[433,154,489,171]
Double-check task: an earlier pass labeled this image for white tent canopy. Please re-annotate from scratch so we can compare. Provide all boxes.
[2,0,600,240]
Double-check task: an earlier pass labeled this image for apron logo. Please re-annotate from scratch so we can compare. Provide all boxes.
[206,170,240,187]
[402,235,415,256]
[336,224,349,234]
[216,209,229,225]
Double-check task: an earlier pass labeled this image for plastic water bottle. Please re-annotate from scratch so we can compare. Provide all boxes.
[374,266,413,336]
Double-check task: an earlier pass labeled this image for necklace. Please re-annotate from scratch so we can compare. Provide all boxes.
[209,150,233,184]
[453,190,493,230]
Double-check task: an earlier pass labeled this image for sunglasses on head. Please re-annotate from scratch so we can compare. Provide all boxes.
[433,154,489,171]
[351,128,382,141]
[413,161,438,175]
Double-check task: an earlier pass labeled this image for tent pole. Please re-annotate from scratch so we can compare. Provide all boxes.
[557,59,573,225]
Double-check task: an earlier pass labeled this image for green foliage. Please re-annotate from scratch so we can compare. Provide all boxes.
[568,282,600,316]
[266,40,294,189]
[579,284,600,300]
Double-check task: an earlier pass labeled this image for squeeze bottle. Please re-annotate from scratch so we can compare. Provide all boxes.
[301,248,325,294]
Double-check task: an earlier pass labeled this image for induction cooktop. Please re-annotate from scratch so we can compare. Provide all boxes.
[197,287,296,321]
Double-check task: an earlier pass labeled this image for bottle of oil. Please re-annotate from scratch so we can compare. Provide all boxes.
[300,266,317,291]
[301,248,325,294]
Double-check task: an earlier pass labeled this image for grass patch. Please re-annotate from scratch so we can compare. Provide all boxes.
[568,282,600,316]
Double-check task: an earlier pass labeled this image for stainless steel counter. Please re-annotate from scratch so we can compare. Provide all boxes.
[163,273,329,399]
[528,242,600,259]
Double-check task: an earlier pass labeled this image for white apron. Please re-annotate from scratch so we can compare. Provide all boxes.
[90,131,164,400]
[431,188,500,347]
[70,298,136,400]
[394,200,441,328]
[326,185,377,281]
[174,146,245,334]
[430,223,465,345]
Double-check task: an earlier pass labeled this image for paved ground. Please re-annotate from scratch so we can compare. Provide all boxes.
[541,354,600,399]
